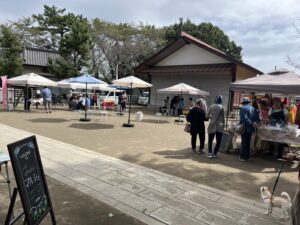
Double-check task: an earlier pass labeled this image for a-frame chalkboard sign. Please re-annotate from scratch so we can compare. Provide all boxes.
[5,136,56,225]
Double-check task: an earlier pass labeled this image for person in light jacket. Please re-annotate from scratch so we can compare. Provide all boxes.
[206,95,225,158]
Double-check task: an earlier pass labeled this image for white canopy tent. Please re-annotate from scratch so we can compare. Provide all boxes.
[229,72,300,95]
[157,83,210,96]
[112,76,152,127]
[155,83,210,120]
[112,76,152,88]
[57,79,88,89]
[226,71,300,128]
[57,78,112,91]
[7,73,57,110]
[90,84,116,92]
[7,73,57,87]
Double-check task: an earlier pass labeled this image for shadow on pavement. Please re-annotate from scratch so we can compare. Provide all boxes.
[140,119,170,124]
[152,148,296,173]
[0,174,144,225]
[69,123,114,130]
[119,150,298,201]
[28,118,69,123]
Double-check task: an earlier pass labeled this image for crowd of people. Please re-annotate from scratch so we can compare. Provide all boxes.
[67,91,127,112]
[184,94,300,161]
[161,95,207,116]
[68,93,92,110]
[239,95,300,161]
[185,94,299,224]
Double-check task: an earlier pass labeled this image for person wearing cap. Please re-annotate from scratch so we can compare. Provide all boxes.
[206,95,225,158]
[239,96,258,161]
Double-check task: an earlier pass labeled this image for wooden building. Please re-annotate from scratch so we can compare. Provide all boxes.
[135,32,263,108]
[22,47,60,81]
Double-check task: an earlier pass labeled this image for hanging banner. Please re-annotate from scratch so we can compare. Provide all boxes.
[1,76,8,110]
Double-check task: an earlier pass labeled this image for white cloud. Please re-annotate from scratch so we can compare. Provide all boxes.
[0,0,300,73]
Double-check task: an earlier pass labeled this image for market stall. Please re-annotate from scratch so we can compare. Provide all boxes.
[257,124,300,145]
[229,71,300,95]
[227,71,300,155]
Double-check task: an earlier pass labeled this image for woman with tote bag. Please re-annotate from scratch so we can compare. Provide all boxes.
[206,95,225,159]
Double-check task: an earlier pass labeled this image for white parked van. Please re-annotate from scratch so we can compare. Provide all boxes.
[137,92,149,106]
[99,90,122,105]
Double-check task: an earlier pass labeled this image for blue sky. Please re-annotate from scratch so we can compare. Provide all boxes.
[1,0,300,74]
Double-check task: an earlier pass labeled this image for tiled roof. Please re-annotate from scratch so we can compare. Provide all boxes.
[22,47,60,67]
[143,63,233,73]
[135,32,263,75]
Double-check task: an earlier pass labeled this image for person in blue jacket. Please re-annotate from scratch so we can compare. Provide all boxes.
[239,97,258,161]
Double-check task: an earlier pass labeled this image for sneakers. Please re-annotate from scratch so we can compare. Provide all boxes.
[198,149,205,154]
[192,149,197,153]
[207,153,217,159]
[239,157,246,162]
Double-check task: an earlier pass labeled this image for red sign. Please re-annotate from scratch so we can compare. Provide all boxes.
[1,76,8,109]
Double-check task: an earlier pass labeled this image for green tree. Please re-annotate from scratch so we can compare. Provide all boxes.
[164,18,243,61]
[10,17,49,48]
[90,19,164,81]
[0,25,23,77]
[33,5,92,78]
[33,5,75,50]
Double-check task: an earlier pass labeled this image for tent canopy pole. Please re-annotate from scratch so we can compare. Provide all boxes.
[225,90,232,129]
[154,92,157,114]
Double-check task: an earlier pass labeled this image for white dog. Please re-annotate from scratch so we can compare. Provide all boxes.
[260,186,291,219]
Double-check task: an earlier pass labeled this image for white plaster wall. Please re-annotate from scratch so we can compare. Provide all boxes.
[150,73,232,112]
[156,44,229,66]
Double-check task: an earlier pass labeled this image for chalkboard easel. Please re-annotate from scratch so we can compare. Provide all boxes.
[5,135,56,225]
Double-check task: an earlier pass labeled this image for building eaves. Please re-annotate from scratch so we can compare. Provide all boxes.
[143,63,233,73]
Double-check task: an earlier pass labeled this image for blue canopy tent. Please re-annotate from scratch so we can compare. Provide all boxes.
[69,74,106,121]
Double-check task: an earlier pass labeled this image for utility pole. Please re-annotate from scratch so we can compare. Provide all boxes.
[116,63,119,80]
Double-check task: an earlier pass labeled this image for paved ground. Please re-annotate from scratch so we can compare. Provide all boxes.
[0,108,298,201]
[0,174,144,225]
[0,123,291,225]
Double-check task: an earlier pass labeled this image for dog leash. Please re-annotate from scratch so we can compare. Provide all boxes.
[271,162,285,198]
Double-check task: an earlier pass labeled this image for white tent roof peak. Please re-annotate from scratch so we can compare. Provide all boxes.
[230,71,300,95]
[7,73,57,87]
[112,76,152,88]
[157,83,210,96]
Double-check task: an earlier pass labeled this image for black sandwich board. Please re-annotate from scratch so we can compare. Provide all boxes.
[5,135,56,225]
